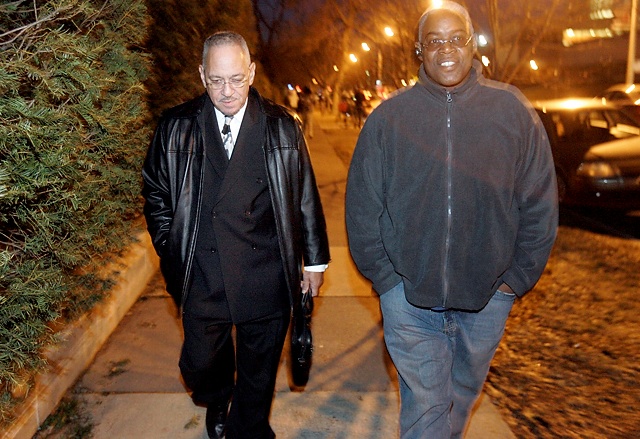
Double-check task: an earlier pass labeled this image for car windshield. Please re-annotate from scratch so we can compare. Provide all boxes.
[605,89,640,104]
[547,108,640,147]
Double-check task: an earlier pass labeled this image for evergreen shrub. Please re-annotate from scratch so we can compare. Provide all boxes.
[0,0,151,423]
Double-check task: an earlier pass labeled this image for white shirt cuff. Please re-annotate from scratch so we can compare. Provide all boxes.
[304,264,328,272]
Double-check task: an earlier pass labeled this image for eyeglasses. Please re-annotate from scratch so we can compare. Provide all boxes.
[421,34,474,52]
[205,77,248,90]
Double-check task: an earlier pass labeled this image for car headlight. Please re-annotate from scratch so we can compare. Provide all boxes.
[576,161,620,179]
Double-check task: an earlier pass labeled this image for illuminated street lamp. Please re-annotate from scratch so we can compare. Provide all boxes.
[379,27,396,83]
[377,27,397,84]
[360,42,375,85]
[358,26,397,87]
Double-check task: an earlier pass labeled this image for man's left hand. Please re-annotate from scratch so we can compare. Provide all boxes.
[302,271,324,297]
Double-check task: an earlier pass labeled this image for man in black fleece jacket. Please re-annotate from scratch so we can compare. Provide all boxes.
[346,2,558,438]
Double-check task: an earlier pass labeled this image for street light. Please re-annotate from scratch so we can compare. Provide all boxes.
[360,43,374,86]
[377,27,396,83]
[357,26,397,91]
[366,26,396,86]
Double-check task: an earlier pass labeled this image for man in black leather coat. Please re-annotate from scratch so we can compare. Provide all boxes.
[142,31,330,439]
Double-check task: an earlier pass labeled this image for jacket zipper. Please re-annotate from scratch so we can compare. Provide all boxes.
[443,91,453,306]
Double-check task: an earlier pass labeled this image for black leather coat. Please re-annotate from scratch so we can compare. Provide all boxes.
[142,88,330,310]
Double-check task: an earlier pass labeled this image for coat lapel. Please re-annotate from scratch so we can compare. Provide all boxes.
[199,96,229,179]
[215,94,264,204]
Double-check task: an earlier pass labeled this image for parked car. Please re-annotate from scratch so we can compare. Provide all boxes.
[533,98,640,210]
[597,83,640,123]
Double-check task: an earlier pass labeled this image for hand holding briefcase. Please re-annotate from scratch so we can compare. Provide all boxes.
[290,289,313,387]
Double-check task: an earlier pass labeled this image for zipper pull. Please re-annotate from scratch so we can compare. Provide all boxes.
[446,91,452,103]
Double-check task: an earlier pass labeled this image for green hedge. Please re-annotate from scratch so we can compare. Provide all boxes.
[0,0,151,422]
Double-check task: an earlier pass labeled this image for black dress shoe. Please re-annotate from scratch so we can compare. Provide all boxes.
[205,402,229,439]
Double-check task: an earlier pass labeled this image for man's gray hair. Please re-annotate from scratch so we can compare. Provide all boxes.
[202,31,251,66]
[417,1,475,42]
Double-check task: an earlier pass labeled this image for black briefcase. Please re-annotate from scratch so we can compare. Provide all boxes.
[290,289,314,386]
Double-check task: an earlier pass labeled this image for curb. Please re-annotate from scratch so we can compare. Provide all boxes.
[1,231,159,439]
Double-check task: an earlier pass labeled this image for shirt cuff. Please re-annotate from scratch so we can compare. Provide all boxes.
[304,264,328,272]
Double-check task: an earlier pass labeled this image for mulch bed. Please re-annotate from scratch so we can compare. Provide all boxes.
[486,226,640,438]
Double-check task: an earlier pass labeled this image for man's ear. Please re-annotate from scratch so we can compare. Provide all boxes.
[248,62,256,86]
[415,43,423,61]
[198,64,207,89]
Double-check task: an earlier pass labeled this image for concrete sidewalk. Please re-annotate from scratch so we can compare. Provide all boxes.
[70,111,516,439]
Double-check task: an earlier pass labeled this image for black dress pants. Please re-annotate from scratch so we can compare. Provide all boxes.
[180,307,290,439]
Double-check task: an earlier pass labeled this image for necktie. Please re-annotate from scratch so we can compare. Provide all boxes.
[222,115,233,158]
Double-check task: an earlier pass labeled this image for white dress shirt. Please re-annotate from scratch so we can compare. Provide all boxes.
[214,101,248,158]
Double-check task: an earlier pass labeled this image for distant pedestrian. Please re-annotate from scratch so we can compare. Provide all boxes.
[285,87,299,110]
[297,86,314,138]
[352,88,366,128]
[345,2,558,438]
[338,95,350,128]
[142,31,330,439]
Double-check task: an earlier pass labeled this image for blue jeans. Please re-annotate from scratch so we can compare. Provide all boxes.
[380,282,515,439]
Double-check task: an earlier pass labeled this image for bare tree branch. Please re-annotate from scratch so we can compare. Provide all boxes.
[504,0,562,84]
